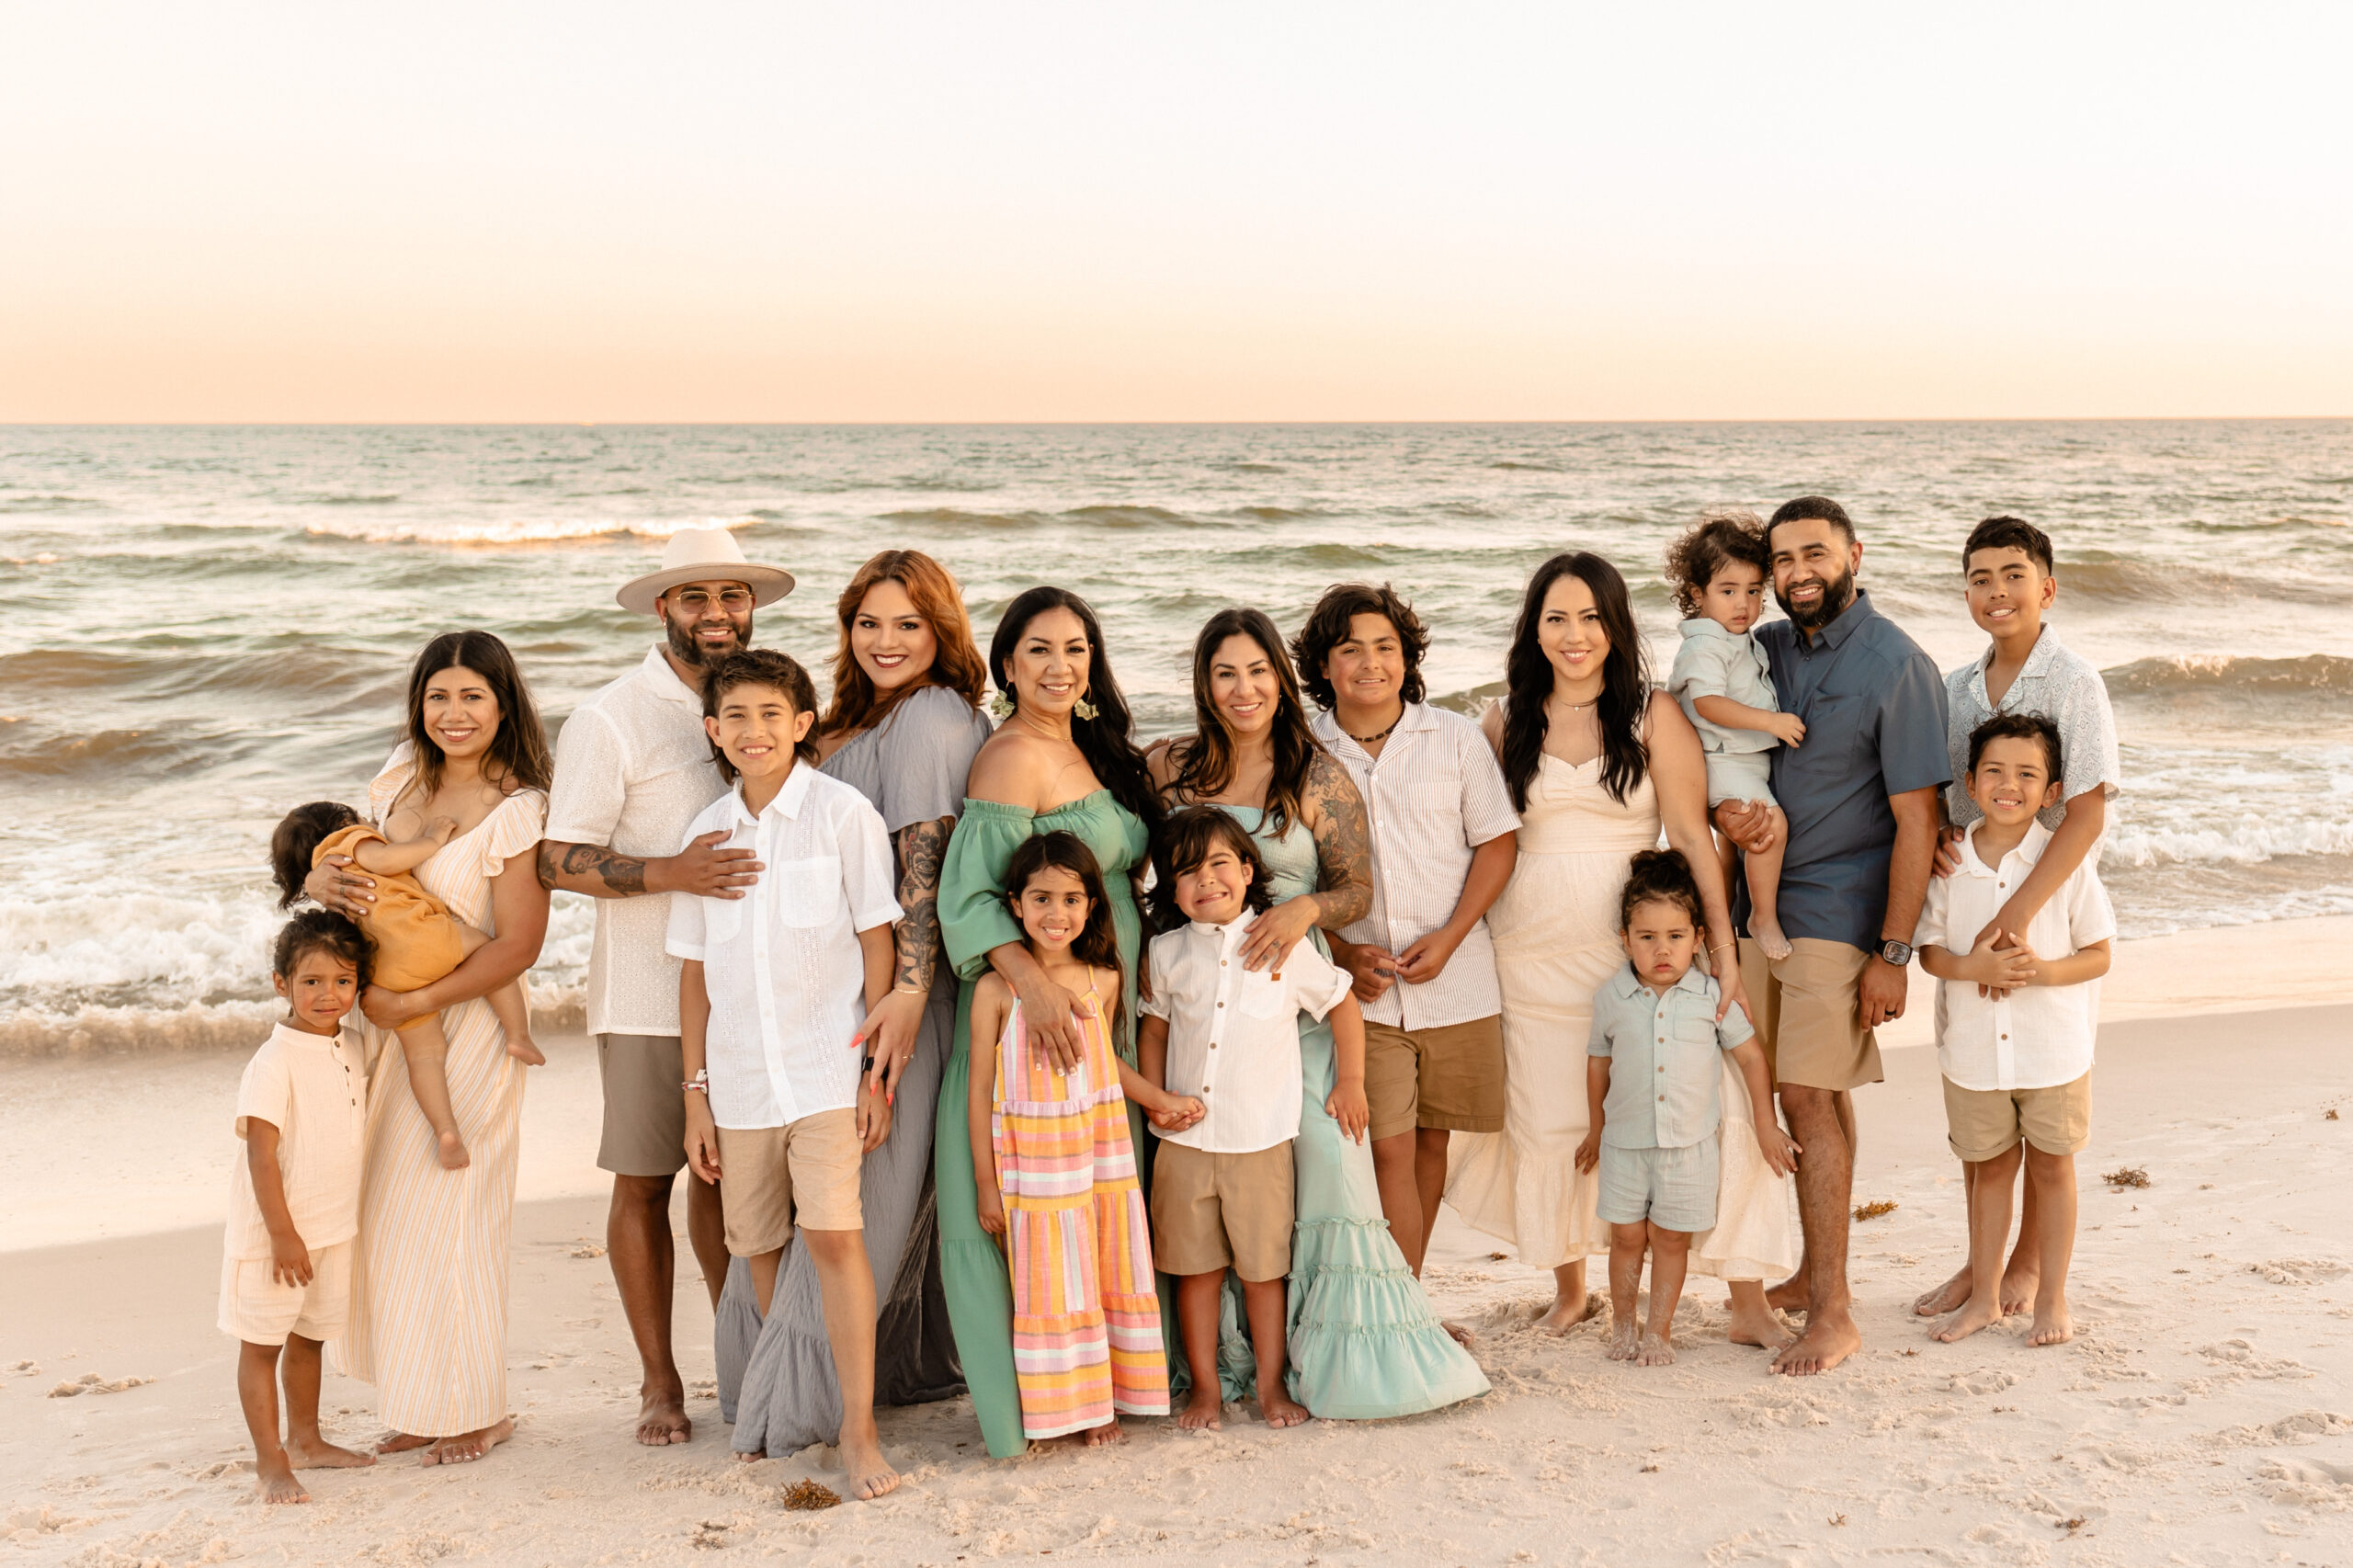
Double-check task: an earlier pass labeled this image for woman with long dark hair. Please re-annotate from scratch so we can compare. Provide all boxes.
[716,549,994,1458]
[1446,553,1794,1352]
[1148,607,1489,1419]
[335,630,552,1464]
[932,585,1160,1457]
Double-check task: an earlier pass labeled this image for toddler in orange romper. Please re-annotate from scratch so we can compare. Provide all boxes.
[272,800,541,1169]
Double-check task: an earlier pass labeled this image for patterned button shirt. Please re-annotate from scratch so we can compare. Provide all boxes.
[1943,627,2122,834]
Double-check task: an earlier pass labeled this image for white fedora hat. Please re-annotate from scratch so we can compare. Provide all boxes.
[616,527,796,617]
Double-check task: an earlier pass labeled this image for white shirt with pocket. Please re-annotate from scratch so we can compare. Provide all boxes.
[224,1023,369,1259]
[1917,819,2116,1092]
[665,765,903,1130]
[1141,918,1354,1154]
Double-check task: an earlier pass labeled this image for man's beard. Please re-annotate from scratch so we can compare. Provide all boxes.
[1779,565,1856,633]
[665,612,752,668]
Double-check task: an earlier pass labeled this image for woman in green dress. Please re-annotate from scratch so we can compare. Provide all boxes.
[1149,607,1489,1418]
[935,585,1163,1456]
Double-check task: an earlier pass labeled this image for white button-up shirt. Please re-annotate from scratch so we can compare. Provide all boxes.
[1141,919,1352,1154]
[546,644,732,1038]
[1917,820,2116,1091]
[664,766,902,1130]
[1310,702,1520,1030]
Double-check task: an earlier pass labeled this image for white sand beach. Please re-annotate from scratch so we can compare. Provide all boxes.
[5,919,2350,1566]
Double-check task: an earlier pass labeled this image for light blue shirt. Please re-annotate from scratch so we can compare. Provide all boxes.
[1668,617,1779,756]
[1943,627,2122,834]
[1588,961,1755,1150]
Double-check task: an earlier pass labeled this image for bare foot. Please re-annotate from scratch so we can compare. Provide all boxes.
[1912,1265,1972,1317]
[437,1130,471,1170]
[1176,1389,1223,1431]
[421,1417,513,1465]
[375,1431,433,1454]
[2029,1295,2073,1346]
[1441,1318,1476,1347]
[1258,1386,1313,1429]
[1765,1273,1810,1314]
[1082,1420,1125,1447]
[636,1386,691,1447]
[286,1436,376,1471]
[253,1459,310,1505]
[1999,1266,2040,1318]
[1932,1298,2002,1344]
[1726,1302,1793,1350]
[506,1035,547,1067]
[1538,1290,1602,1337]
[1635,1332,1677,1367]
[1606,1318,1640,1361]
[1772,1310,1862,1375]
[1751,917,1793,962]
[842,1433,900,1500]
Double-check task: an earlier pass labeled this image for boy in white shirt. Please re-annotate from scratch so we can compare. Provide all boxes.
[1140,807,1367,1433]
[667,650,904,1500]
[221,912,377,1503]
[1918,713,2114,1349]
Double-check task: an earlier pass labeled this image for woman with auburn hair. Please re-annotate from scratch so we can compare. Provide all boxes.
[1148,607,1489,1420]
[1445,552,1794,1352]
[717,549,995,1460]
[933,585,1161,1457]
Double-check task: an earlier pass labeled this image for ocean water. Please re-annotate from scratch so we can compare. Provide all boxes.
[4,422,2349,1052]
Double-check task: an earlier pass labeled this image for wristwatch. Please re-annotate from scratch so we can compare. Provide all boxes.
[1879,938,1915,967]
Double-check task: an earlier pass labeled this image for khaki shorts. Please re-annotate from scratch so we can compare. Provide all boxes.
[597,1033,688,1177]
[1737,938,1882,1094]
[1364,1016,1506,1141]
[1943,1073,2092,1161]
[218,1239,353,1346]
[1148,1140,1296,1281]
[716,1109,864,1255]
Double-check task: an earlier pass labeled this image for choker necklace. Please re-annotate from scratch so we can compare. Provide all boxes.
[1344,712,1403,745]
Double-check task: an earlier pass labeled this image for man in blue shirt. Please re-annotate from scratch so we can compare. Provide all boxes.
[1718,496,1949,1377]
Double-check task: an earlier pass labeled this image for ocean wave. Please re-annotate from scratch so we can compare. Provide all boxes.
[2104,653,2353,699]
[2103,817,2353,869]
[0,725,182,778]
[0,494,108,513]
[299,515,762,545]
[1489,460,1563,472]
[878,504,1221,532]
[1223,506,1328,521]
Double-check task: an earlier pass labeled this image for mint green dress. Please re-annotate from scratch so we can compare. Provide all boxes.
[935,790,1151,1458]
[1221,805,1492,1419]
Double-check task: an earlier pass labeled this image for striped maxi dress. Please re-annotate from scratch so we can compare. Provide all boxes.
[990,979,1168,1437]
[335,750,544,1438]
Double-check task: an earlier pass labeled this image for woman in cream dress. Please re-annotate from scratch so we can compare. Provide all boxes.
[1446,554,1793,1347]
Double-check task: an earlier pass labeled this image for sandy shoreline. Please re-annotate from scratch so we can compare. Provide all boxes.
[5,945,2351,1563]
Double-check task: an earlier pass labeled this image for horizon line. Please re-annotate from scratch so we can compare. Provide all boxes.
[5,415,2351,430]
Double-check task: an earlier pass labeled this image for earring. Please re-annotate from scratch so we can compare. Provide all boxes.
[1072,695,1100,722]
[987,691,1017,720]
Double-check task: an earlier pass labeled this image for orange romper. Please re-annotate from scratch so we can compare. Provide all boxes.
[312,824,469,1014]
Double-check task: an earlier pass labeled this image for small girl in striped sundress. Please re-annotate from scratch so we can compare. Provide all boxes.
[966,832,1200,1447]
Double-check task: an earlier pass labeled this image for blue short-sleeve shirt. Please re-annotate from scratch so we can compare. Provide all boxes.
[1733,589,1951,952]
[1588,962,1755,1149]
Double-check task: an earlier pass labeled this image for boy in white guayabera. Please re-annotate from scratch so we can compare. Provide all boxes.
[1918,712,2113,1348]
[220,912,377,1504]
[668,649,904,1501]
[1916,514,2123,1324]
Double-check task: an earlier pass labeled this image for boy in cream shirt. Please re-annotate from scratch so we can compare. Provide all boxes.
[1918,712,2114,1350]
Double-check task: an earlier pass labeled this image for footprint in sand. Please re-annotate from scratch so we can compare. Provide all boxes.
[45,1372,153,1398]
[2196,1339,2314,1381]
[1944,1369,2019,1396]
[2247,1257,2348,1286]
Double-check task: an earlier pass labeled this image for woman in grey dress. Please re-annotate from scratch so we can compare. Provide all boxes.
[717,549,995,1456]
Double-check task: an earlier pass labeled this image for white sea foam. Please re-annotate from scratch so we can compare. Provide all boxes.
[300,514,767,545]
[2104,817,2353,869]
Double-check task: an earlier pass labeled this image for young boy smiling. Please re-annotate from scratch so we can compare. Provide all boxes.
[1919,516,2123,1322]
[1918,714,2114,1348]
[666,649,904,1500]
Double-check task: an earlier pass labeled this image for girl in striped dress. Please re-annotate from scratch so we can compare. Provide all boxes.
[965,833,1198,1446]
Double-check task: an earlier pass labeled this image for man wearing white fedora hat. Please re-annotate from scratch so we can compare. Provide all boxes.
[538,526,797,1449]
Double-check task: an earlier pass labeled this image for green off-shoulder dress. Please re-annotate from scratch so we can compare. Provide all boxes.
[935,790,1151,1458]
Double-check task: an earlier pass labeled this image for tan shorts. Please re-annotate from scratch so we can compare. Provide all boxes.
[218,1239,354,1346]
[716,1109,864,1255]
[1943,1073,2092,1161]
[1148,1140,1296,1281]
[597,1033,688,1177]
[1364,1016,1506,1141]
[1738,938,1882,1094]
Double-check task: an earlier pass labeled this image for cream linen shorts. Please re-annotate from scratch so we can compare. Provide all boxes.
[218,1239,354,1346]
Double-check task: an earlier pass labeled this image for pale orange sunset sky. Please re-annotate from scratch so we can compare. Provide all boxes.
[5,3,2348,423]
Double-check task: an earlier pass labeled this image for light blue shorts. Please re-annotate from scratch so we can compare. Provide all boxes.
[1703,751,1776,811]
[1597,1137,1721,1233]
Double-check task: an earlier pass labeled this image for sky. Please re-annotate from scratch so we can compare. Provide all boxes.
[4,2,2349,422]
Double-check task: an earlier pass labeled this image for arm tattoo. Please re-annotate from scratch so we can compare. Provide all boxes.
[892,818,950,994]
[539,840,648,896]
[1304,755,1374,930]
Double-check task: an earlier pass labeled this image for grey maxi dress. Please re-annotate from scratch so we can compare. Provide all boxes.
[715,686,995,1455]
